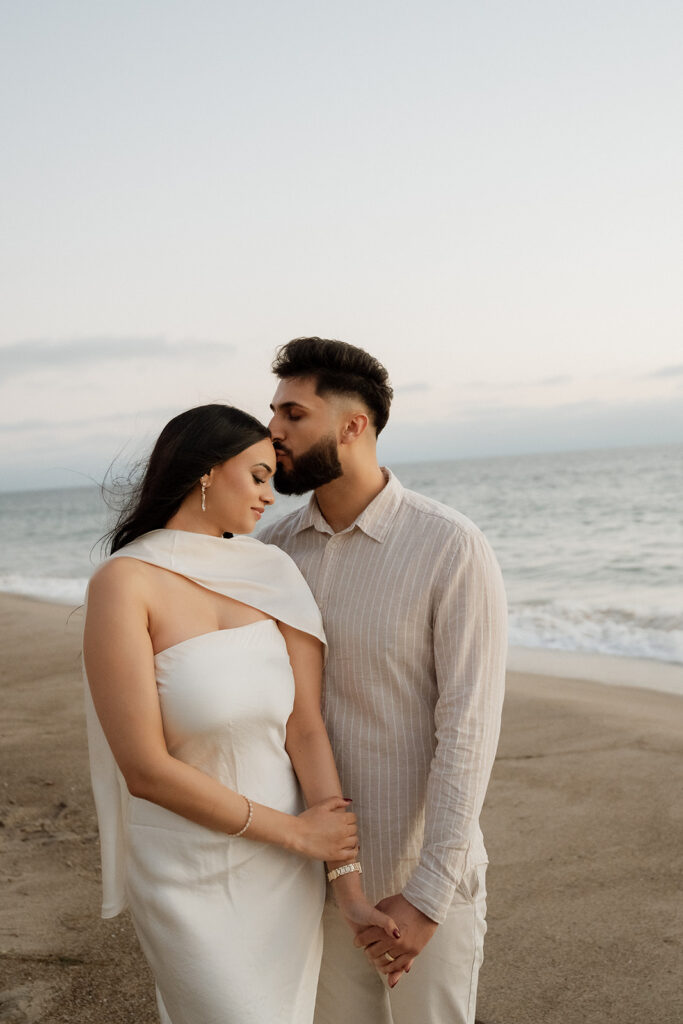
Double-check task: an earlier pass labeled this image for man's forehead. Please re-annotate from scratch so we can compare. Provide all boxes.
[271,376,321,409]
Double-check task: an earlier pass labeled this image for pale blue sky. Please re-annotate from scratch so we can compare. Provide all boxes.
[1,1,682,490]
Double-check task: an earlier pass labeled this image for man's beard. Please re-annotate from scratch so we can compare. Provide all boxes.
[273,435,343,495]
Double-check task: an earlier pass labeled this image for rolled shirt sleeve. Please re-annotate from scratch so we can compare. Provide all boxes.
[402,528,507,923]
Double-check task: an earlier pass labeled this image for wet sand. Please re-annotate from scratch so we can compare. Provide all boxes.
[1,592,681,1023]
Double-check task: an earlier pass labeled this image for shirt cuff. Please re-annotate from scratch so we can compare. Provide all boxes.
[402,857,465,925]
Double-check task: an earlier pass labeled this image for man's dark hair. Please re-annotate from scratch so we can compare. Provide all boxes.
[272,337,393,435]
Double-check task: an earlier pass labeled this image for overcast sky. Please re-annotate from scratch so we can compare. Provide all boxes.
[2,1,682,491]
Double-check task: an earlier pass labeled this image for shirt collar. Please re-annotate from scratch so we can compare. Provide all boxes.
[292,468,403,543]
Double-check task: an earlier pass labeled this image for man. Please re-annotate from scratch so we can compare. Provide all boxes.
[259,337,507,1024]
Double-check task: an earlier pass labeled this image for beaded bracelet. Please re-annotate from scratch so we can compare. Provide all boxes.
[227,796,253,837]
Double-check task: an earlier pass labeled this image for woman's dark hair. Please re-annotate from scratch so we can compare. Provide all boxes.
[271,337,393,435]
[106,404,270,553]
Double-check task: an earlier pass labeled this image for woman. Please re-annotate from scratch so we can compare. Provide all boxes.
[83,404,398,1024]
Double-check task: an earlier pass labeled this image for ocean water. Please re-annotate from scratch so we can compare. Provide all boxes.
[1,443,681,667]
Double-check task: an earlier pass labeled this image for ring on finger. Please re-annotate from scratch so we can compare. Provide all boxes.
[383,951,396,963]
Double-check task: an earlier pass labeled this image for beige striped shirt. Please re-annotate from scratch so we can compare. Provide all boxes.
[259,469,507,923]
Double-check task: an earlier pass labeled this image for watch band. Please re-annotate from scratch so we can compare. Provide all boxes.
[326,861,363,882]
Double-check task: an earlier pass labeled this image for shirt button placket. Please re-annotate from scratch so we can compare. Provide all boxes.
[316,532,347,615]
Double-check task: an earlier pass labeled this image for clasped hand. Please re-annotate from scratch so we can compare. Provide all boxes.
[294,796,358,861]
[353,894,438,987]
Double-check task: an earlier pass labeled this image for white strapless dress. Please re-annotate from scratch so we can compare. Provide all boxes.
[123,618,325,1024]
[85,530,329,1023]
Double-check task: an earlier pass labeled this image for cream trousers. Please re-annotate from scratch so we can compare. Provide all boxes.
[315,864,487,1024]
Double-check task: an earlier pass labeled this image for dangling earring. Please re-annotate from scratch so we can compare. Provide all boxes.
[201,480,207,512]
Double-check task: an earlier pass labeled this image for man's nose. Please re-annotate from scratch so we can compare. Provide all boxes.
[268,413,283,440]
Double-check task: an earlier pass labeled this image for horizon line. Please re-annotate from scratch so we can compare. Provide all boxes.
[1,437,681,497]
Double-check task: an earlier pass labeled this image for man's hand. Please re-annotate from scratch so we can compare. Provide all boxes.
[353,894,438,987]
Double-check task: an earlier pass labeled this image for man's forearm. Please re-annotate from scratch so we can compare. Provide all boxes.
[404,526,507,922]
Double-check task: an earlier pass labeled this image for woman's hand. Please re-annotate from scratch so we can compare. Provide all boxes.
[292,796,358,861]
[333,884,401,945]
[332,879,405,987]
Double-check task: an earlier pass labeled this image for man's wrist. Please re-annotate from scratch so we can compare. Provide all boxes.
[400,892,439,926]
[401,880,449,926]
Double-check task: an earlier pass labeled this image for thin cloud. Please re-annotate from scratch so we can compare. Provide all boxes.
[0,407,180,434]
[0,337,235,380]
[458,393,683,422]
[456,398,603,422]
[497,374,574,389]
[648,364,683,379]
[457,374,574,393]
[395,381,432,394]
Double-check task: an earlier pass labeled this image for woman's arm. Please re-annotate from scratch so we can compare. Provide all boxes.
[280,622,348,825]
[280,622,400,943]
[83,559,357,861]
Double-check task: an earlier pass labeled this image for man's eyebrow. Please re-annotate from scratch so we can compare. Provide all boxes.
[269,400,308,412]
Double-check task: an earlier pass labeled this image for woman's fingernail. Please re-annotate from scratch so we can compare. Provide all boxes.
[393,929,401,939]
[343,797,353,802]
[405,966,411,973]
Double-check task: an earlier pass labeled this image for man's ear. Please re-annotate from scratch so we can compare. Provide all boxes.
[340,411,370,445]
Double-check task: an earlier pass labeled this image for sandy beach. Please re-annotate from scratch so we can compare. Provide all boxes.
[1,592,681,1024]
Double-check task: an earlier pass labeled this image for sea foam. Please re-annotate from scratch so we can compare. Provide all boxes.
[0,574,88,607]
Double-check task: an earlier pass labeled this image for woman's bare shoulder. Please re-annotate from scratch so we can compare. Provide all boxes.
[89,555,152,599]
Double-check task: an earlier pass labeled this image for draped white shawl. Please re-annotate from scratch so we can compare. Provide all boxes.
[84,529,326,918]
